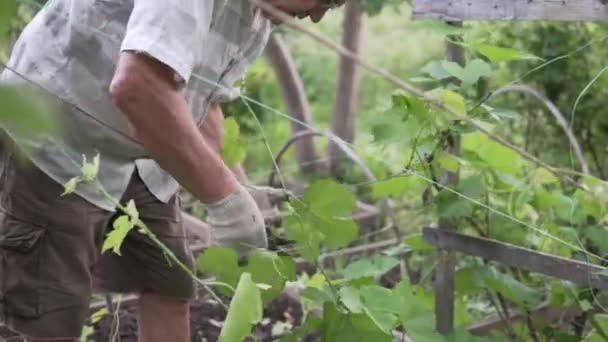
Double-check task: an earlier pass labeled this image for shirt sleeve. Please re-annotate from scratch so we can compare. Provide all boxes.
[120,0,212,83]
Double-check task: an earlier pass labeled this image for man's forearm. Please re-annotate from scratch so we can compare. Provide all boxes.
[199,104,250,184]
[110,53,239,203]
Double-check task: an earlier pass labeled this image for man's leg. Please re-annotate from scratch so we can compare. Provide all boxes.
[137,294,190,342]
[0,142,103,341]
[93,171,195,342]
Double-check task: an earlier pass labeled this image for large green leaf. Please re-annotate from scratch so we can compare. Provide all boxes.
[284,181,359,261]
[359,286,400,333]
[197,248,295,303]
[321,303,392,342]
[244,249,296,303]
[197,247,241,295]
[304,180,357,218]
[343,255,401,280]
[219,273,263,342]
[463,132,523,174]
[393,282,441,342]
[441,59,493,87]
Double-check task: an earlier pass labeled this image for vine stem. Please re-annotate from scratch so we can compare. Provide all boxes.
[94,182,232,310]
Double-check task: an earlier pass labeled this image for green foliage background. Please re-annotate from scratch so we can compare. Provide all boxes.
[3,0,608,341]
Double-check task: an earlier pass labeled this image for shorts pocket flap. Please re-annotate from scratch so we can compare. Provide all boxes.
[0,217,45,252]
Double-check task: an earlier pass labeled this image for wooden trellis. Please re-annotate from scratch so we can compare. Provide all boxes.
[411,0,608,336]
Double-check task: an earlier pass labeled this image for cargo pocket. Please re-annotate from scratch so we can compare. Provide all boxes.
[0,216,45,319]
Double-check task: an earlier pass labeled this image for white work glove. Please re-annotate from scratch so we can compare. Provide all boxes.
[206,185,268,255]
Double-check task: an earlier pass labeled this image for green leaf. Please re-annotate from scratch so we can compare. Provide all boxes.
[586,314,608,342]
[244,250,296,303]
[343,255,401,280]
[369,108,410,144]
[436,151,460,173]
[280,316,322,342]
[438,89,467,118]
[284,187,359,261]
[359,286,400,333]
[436,189,473,218]
[0,85,57,139]
[197,247,240,295]
[81,154,100,182]
[393,282,440,342]
[321,303,392,342]
[62,176,82,196]
[102,215,136,255]
[420,60,452,81]
[221,117,247,167]
[283,203,324,261]
[301,286,336,308]
[403,234,435,251]
[90,307,109,324]
[480,267,542,308]
[585,227,608,255]
[532,168,559,184]
[219,273,263,342]
[473,44,542,63]
[318,216,358,250]
[441,59,493,87]
[462,59,493,87]
[304,180,356,217]
[339,286,364,313]
[463,132,523,174]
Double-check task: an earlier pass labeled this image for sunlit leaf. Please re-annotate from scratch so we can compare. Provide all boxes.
[219,273,263,342]
[473,44,542,63]
[102,215,136,255]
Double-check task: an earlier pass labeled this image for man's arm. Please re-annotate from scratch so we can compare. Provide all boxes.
[198,103,250,184]
[109,52,239,203]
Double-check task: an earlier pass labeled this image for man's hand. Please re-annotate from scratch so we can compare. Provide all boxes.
[206,184,268,254]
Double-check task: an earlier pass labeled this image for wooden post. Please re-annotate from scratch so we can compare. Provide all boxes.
[434,22,464,336]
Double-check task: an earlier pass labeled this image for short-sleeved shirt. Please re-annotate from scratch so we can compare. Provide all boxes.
[0,0,272,211]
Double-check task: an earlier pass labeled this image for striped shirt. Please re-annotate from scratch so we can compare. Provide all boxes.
[0,0,272,211]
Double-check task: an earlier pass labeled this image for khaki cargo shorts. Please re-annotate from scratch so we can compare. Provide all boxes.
[0,141,195,339]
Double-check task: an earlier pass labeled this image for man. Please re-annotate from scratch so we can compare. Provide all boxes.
[0,0,342,341]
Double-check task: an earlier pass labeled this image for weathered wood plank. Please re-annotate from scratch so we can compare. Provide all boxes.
[412,0,608,21]
[423,227,608,289]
